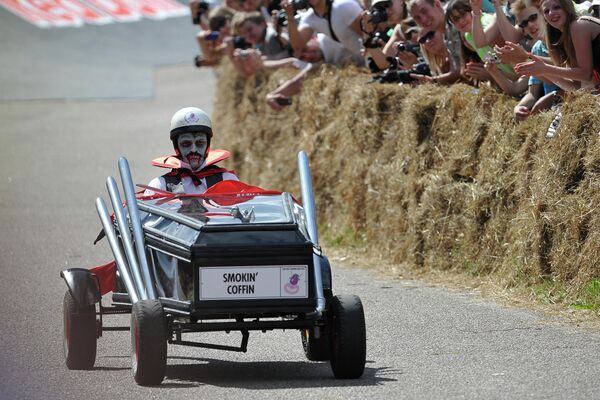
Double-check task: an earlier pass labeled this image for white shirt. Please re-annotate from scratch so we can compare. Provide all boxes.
[299,0,363,56]
[317,33,363,66]
[145,172,239,195]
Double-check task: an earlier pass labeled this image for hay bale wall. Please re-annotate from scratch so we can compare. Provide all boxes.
[213,64,600,298]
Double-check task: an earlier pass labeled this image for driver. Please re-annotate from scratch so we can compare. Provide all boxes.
[145,107,238,195]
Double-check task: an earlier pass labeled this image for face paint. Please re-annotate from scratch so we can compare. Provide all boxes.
[177,133,208,171]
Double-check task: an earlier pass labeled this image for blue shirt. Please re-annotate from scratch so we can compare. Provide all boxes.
[528,40,560,94]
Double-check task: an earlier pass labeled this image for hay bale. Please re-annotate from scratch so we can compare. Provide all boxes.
[213,61,600,302]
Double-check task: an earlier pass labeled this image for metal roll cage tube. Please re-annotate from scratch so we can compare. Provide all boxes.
[95,197,140,304]
[106,176,146,301]
[297,151,325,316]
[118,157,157,300]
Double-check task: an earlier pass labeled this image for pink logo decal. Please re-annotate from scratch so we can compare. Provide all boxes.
[284,273,300,294]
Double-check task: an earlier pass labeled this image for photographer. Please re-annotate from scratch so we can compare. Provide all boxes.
[232,11,291,60]
[195,6,236,67]
[283,0,366,63]
[362,0,413,71]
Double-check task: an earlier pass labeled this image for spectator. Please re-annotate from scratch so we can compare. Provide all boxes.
[515,0,600,89]
[408,0,463,82]
[232,11,291,60]
[363,0,413,70]
[195,6,235,67]
[284,0,365,61]
[446,0,516,79]
[266,34,363,110]
[410,29,454,81]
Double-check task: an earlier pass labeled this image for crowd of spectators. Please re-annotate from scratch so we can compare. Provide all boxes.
[189,0,599,125]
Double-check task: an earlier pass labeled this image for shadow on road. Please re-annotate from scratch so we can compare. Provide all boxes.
[163,356,399,389]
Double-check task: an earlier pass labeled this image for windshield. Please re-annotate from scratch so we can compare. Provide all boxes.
[140,193,295,225]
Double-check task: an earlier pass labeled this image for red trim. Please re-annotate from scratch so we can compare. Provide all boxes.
[90,261,116,295]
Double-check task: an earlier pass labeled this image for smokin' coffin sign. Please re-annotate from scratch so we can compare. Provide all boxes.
[199,265,308,300]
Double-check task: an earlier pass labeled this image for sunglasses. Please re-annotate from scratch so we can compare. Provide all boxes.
[418,30,435,44]
[518,12,538,28]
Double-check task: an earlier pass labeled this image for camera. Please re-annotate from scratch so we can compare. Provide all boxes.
[275,0,309,27]
[364,32,386,49]
[483,50,500,64]
[368,1,390,25]
[233,36,251,50]
[238,49,253,59]
[204,31,220,41]
[370,61,431,84]
[396,42,420,55]
[191,1,209,25]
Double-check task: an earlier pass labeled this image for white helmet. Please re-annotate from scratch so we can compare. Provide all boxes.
[169,107,213,145]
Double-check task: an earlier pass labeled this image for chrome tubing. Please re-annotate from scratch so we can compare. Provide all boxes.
[96,197,140,304]
[106,176,146,301]
[297,151,325,316]
[298,151,319,245]
[118,157,157,300]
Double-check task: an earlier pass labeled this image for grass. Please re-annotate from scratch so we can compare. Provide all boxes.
[570,279,600,313]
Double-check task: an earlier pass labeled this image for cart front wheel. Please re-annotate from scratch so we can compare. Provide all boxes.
[131,299,167,386]
[329,294,366,378]
[301,328,330,361]
[63,290,97,370]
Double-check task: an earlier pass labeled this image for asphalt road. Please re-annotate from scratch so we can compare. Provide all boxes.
[1,7,600,400]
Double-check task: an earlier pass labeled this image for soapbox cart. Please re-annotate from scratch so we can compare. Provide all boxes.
[60,151,366,385]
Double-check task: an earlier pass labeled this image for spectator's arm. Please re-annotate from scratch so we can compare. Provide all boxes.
[470,1,499,48]
[365,26,405,70]
[266,64,313,111]
[262,57,298,69]
[382,25,404,56]
[492,0,522,43]
[514,83,543,121]
[284,1,314,56]
[515,27,594,85]
[365,47,392,70]
[485,63,528,96]
[432,68,462,84]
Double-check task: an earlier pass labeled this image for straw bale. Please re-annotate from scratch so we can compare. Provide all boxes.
[213,61,600,300]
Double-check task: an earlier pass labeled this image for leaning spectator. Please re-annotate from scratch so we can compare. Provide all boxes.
[515,0,600,90]
[408,0,463,82]
[232,11,291,60]
[362,0,408,66]
[410,29,454,81]
[266,33,363,110]
[195,6,236,67]
[446,0,516,78]
[284,0,366,62]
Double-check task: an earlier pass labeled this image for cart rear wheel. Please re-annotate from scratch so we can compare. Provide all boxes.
[329,294,366,379]
[301,328,330,361]
[131,299,167,386]
[63,290,97,370]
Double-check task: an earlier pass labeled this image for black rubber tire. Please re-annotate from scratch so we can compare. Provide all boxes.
[63,290,97,370]
[301,328,330,361]
[130,299,168,386]
[329,294,366,379]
